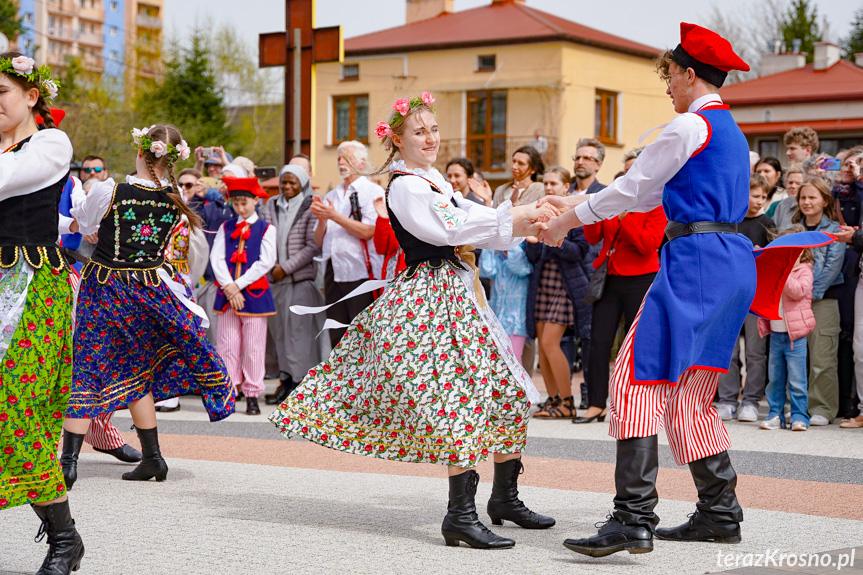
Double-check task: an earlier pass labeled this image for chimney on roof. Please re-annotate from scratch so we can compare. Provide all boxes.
[406,0,453,24]
[761,52,806,76]
[856,53,863,68]
[813,42,840,70]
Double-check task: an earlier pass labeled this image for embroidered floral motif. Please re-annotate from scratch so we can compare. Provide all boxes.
[129,214,162,245]
[122,208,136,221]
[432,200,463,229]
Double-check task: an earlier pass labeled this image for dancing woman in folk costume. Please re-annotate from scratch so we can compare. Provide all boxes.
[271,94,557,549]
[536,24,835,557]
[0,53,85,575]
[63,125,235,484]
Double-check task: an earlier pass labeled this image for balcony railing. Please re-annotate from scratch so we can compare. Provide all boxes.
[78,6,105,21]
[77,32,103,46]
[137,14,162,29]
[47,27,77,41]
[434,136,559,176]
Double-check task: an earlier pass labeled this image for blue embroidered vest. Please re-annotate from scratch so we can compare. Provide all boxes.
[213,218,276,316]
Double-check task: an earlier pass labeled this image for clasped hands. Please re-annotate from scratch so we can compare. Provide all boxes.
[515,194,590,246]
[222,282,245,311]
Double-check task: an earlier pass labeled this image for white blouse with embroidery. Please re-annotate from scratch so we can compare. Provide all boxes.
[387,161,520,252]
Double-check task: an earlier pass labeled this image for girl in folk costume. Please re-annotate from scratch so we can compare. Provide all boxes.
[63,125,235,484]
[270,93,558,549]
[211,177,277,416]
[0,53,85,574]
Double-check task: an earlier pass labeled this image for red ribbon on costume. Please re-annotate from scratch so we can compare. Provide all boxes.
[230,251,248,264]
[231,222,251,241]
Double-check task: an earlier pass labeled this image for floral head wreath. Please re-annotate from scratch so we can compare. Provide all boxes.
[0,56,59,103]
[130,126,191,163]
[375,92,436,148]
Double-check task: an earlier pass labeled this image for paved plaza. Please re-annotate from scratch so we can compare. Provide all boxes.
[3,377,863,575]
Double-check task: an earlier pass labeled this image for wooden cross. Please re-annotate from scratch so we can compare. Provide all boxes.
[259,0,343,162]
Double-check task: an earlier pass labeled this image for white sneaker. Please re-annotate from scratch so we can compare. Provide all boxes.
[717,404,736,421]
[737,405,759,422]
[791,420,808,431]
[760,415,781,430]
[810,414,831,426]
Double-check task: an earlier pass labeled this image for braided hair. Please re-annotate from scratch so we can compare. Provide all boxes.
[0,51,55,129]
[141,124,202,230]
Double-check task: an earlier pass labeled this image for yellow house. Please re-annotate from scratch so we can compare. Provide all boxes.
[312,0,673,191]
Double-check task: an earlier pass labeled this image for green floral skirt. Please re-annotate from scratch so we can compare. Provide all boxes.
[269,262,532,467]
[0,264,72,510]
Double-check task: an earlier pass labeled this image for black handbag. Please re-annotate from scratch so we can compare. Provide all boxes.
[583,223,622,306]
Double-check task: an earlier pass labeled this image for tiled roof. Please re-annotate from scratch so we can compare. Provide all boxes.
[721,59,863,105]
[345,1,660,59]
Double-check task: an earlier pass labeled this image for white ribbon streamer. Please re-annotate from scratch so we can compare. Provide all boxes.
[157,268,210,329]
[290,279,390,316]
[638,122,669,145]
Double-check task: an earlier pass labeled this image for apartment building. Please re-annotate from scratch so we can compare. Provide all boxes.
[13,0,164,95]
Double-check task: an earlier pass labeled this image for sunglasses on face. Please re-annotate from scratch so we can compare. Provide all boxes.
[179,182,196,190]
[82,166,104,173]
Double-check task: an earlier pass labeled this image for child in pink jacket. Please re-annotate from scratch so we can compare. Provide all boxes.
[758,228,815,431]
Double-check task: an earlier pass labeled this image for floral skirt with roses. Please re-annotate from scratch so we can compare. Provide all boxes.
[269,262,532,467]
[0,263,73,510]
[66,270,235,422]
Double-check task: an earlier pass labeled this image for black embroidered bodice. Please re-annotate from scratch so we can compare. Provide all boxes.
[0,136,70,270]
[386,171,464,272]
[84,182,180,284]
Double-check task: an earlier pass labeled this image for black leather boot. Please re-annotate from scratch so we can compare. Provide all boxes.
[121,427,168,482]
[563,436,658,557]
[59,430,85,491]
[579,382,590,410]
[93,444,142,463]
[246,397,261,415]
[656,450,742,543]
[32,499,85,574]
[265,374,295,405]
[487,458,555,529]
[441,470,515,549]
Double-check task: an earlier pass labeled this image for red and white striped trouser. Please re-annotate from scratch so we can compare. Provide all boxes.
[216,309,268,398]
[608,301,730,466]
[84,412,127,451]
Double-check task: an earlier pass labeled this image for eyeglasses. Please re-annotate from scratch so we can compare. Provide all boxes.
[179,182,195,189]
[82,166,104,173]
[661,70,687,87]
[572,155,598,163]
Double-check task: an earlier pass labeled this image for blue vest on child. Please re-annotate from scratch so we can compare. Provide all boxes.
[214,218,277,317]
[631,105,756,384]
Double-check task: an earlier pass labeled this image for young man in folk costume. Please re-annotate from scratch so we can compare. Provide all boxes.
[537,24,834,557]
[211,177,277,416]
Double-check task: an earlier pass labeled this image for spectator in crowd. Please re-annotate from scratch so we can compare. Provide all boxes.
[543,166,571,197]
[177,167,206,208]
[622,147,644,174]
[232,156,257,179]
[717,174,774,422]
[768,163,804,227]
[80,155,109,183]
[313,140,384,347]
[569,138,605,196]
[759,226,815,431]
[526,188,591,420]
[793,177,844,425]
[749,150,760,173]
[530,128,549,158]
[755,157,785,212]
[577,199,665,424]
[446,157,493,206]
[492,146,545,207]
[194,145,233,178]
[829,147,863,420]
[479,240,532,363]
[262,164,325,406]
[289,153,315,193]
[784,127,819,165]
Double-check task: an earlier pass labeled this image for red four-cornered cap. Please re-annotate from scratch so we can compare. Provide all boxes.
[35,108,66,127]
[223,176,269,200]
[680,23,750,72]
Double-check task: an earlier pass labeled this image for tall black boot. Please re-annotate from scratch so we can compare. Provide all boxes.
[441,470,515,549]
[59,430,85,491]
[563,436,658,557]
[487,458,555,529]
[121,427,168,482]
[265,374,295,405]
[31,499,85,574]
[656,450,742,543]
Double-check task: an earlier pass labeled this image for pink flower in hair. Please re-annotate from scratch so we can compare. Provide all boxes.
[10,56,35,75]
[421,92,435,106]
[177,140,191,161]
[375,121,394,140]
[393,98,410,116]
[150,140,168,158]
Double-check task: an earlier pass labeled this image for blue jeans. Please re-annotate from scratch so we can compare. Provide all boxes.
[766,331,810,424]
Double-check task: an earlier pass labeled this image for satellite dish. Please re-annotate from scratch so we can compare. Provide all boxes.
[0,33,9,53]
